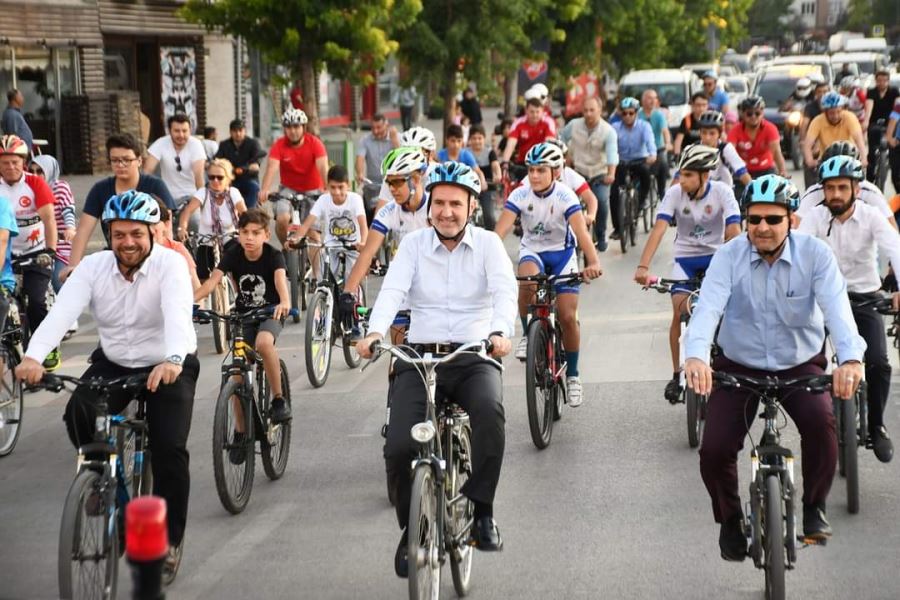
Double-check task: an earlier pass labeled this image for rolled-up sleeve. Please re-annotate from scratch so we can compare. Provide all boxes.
[813,242,866,363]
[484,234,517,337]
[684,244,734,363]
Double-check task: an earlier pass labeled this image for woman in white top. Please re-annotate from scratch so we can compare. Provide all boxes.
[177,158,247,279]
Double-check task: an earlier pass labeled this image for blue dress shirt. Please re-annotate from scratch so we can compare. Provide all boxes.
[613,120,656,162]
[684,232,866,371]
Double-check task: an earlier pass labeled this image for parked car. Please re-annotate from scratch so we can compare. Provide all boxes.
[721,53,751,74]
[830,52,890,78]
[766,55,834,88]
[619,69,700,135]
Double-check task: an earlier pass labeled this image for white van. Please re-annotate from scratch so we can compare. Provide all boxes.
[618,69,699,134]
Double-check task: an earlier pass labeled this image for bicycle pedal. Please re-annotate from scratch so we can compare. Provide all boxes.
[797,535,827,547]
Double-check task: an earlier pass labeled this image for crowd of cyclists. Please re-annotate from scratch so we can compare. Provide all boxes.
[3,66,900,596]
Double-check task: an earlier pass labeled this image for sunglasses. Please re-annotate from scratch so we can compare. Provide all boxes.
[621,111,636,116]
[386,178,409,189]
[109,157,138,166]
[208,174,225,181]
[744,110,763,117]
[746,214,787,225]
[175,155,182,172]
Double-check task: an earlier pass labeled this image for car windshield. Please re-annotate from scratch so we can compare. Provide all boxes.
[621,83,687,107]
[726,78,747,93]
[756,78,796,108]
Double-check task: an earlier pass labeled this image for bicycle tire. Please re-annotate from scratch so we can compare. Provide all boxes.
[301,245,312,312]
[212,379,255,514]
[642,196,651,233]
[408,464,440,600]
[525,320,554,449]
[0,345,23,457]
[343,286,367,368]
[835,397,846,478]
[211,282,228,354]
[450,424,474,596]
[749,475,762,566]
[286,249,301,323]
[841,395,859,514]
[552,320,565,422]
[261,359,292,481]
[876,149,889,191]
[305,290,332,388]
[619,188,629,254]
[764,474,786,600]
[58,468,118,600]
[685,388,705,449]
[628,189,638,247]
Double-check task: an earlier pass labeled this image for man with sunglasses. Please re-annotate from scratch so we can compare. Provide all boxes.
[143,113,206,210]
[609,97,656,241]
[683,174,865,561]
[802,91,867,174]
[728,96,787,179]
[798,156,899,463]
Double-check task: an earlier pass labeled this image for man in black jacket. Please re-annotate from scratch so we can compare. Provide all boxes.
[215,119,267,207]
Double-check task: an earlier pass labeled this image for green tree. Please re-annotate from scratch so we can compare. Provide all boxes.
[747,0,795,41]
[847,0,900,34]
[180,0,421,133]
[665,0,755,66]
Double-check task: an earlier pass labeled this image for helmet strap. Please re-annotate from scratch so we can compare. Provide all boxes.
[754,229,789,259]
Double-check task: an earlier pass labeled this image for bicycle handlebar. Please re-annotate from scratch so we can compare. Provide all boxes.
[712,371,833,394]
[12,250,55,270]
[36,372,150,394]
[364,340,503,372]
[516,272,585,284]
[849,294,895,314]
[193,305,298,325]
[643,275,704,294]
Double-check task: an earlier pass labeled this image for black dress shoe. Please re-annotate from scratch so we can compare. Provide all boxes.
[871,426,894,463]
[609,231,621,241]
[719,513,747,562]
[394,529,408,578]
[803,504,832,540]
[469,517,503,551]
[270,396,292,424]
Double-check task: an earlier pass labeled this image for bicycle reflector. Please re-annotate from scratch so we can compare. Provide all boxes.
[126,496,169,561]
[411,421,436,443]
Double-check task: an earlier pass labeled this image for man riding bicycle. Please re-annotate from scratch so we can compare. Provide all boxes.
[609,97,656,242]
[683,175,865,561]
[15,190,200,584]
[798,155,899,463]
[862,70,900,183]
[495,142,602,407]
[500,97,556,184]
[356,161,516,577]
[634,144,741,403]
[803,91,867,174]
[728,96,788,179]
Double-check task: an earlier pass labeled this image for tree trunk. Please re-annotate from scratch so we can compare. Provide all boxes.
[441,65,457,149]
[298,55,319,135]
[503,70,518,119]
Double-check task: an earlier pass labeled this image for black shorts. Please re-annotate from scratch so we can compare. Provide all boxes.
[241,317,283,345]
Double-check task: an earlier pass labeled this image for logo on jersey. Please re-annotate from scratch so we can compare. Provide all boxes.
[238,274,267,307]
[704,204,713,215]
[528,222,548,237]
[689,225,708,241]
[18,196,30,208]
[329,213,357,239]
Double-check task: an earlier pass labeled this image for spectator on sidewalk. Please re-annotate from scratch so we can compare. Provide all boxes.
[396,85,417,131]
[215,119,266,208]
[2,90,33,152]
[460,86,483,126]
[143,113,206,207]
[201,126,219,163]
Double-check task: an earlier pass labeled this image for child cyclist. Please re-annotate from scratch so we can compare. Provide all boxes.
[494,142,602,407]
[697,111,752,189]
[633,144,742,403]
[194,208,292,432]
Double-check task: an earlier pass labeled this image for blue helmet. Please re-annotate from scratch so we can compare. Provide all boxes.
[820,91,847,109]
[818,155,864,182]
[101,190,161,225]
[620,97,640,111]
[426,161,481,196]
[740,175,799,212]
[702,70,718,81]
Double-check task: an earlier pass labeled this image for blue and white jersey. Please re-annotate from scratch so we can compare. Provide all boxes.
[505,181,582,253]
[371,197,430,242]
[656,180,741,258]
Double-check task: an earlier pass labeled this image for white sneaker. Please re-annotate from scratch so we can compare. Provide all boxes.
[566,376,583,407]
[515,337,528,360]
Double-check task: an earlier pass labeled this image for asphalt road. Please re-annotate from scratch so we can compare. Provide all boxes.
[2,167,900,599]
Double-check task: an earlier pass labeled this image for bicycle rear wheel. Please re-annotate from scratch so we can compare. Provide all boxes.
[449,424,474,596]
[408,464,440,600]
[305,290,333,388]
[212,379,255,514]
[0,346,23,457]
[525,320,555,449]
[261,360,292,480]
[58,468,118,600]
[211,282,228,354]
[841,395,859,514]
[343,286,367,368]
[627,190,638,247]
[763,474,786,600]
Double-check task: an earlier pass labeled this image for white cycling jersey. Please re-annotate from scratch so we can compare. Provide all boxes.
[656,180,741,258]
[504,181,582,253]
[371,197,429,242]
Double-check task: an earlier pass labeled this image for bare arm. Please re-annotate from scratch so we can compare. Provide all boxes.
[852,127,868,167]
[673,132,684,156]
[662,126,673,150]
[355,154,366,186]
[316,156,329,190]
[579,188,598,225]
[344,229,385,293]
[194,268,224,302]
[769,140,787,176]
[67,213,99,269]
[356,215,368,248]
[475,165,487,192]
[724,222,741,241]
[501,138,518,164]
[634,219,669,284]
[863,99,874,130]
[494,208,517,240]
[143,155,159,174]
[887,117,899,148]
[490,159,502,183]
[177,198,201,239]
[192,159,205,190]
[0,229,9,278]
[37,204,57,252]
[258,158,279,205]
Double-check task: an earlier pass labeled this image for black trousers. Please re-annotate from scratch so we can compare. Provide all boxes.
[21,264,51,335]
[478,190,497,231]
[849,293,892,432]
[384,353,505,529]
[609,160,651,234]
[866,127,884,183]
[63,348,199,546]
[889,147,900,196]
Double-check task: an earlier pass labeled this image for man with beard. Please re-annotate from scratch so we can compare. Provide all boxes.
[15,190,199,585]
[357,161,516,579]
[799,155,899,463]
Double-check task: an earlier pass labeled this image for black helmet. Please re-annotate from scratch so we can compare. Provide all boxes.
[698,110,725,130]
[739,96,765,112]
[820,140,859,162]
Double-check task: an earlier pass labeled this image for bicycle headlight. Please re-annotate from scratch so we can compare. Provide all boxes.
[787,111,802,128]
[410,421,436,444]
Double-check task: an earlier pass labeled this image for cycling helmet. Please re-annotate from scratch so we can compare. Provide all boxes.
[678,144,719,172]
[531,83,549,100]
[381,146,427,178]
[101,190,161,225]
[702,70,718,81]
[399,126,437,153]
[739,96,765,112]
[525,142,565,169]
[281,107,308,126]
[0,135,29,158]
[818,155,864,182]
[820,91,847,109]
[698,110,725,130]
[620,97,640,111]
[795,77,812,98]
[426,161,481,196]
[740,174,800,211]
[820,140,859,162]
[839,75,857,89]
[545,138,568,157]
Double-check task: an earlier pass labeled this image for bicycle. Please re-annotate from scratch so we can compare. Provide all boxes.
[271,190,321,320]
[0,293,25,457]
[516,272,583,449]
[643,275,709,448]
[363,340,501,600]
[870,120,890,191]
[11,249,56,350]
[712,371,836,600]
[643,172,659,233]
[32,372,152,600]
[194,305,296,514]
[186,231,237,354]
[301,239,368,388]
[617,159,645,253]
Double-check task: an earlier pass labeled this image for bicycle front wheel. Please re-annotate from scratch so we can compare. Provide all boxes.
[0,346,23,457]
[449,424,474,596]
[342,286,367,368]
[261,360,292,480]
[408,464,441,600]
[685,388,706,449]
[841,395,859,514]
[211,282,228,354]
[525,320,555,449]
[627,190,638,246]
[212,379,255,514]
[763,474,786,600]
[305,290,333,388]
[58,469,118,600]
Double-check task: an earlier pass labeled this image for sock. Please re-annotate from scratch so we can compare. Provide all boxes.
[473,500,493,520]
[520,316,528,332]
[566,351,579,377]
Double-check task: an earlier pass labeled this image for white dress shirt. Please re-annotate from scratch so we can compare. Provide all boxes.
[798,201,900,294]
[26,245,197,368]
[368,226,517,343]
[796,180,892,221]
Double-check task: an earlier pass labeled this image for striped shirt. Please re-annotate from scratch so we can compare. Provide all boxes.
[51,180,76,264]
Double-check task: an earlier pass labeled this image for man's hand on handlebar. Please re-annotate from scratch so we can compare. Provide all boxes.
[14,357,45,385]
[684,357,713,396]
[357,332,384,360]
[488,335,511,358]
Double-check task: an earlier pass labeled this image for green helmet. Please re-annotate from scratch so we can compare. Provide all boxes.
[381,146,427,178]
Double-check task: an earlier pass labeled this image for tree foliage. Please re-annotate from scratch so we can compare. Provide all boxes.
[846,0,900,34]
[747,0,795,42]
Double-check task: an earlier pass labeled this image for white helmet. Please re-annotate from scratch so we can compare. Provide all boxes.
[282,107,308,126]
[531,83,549,100]
[795,78,812,98]
[399,126,437,153]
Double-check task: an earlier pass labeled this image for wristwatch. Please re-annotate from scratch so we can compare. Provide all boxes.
[165,355,184,366]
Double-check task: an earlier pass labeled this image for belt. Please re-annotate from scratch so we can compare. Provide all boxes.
[412,343,462,355]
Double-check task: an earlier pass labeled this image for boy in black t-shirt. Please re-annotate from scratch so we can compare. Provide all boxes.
[195,209,293,430]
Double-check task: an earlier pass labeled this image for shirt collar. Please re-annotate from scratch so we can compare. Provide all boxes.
[112,244,158,281]
[750,234,793,266]
[429,225,475,252]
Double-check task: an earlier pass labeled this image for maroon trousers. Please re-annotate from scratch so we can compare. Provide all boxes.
[699,354,837,523]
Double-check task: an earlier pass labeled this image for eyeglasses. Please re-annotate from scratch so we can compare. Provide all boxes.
[175,155,182,172]
[208,175,225,181]
[744,110,763,117]
[109,157,138,166]
[621,111,636,116]
[386,178,408,189]
[28,167,43,175]
[746,214,787,226]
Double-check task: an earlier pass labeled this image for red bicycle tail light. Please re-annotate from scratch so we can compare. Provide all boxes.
[126,496,168,561]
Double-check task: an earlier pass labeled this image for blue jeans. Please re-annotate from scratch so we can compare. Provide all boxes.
[588,177,610,246]
[52,258,66,294]
[233,178,260,208]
